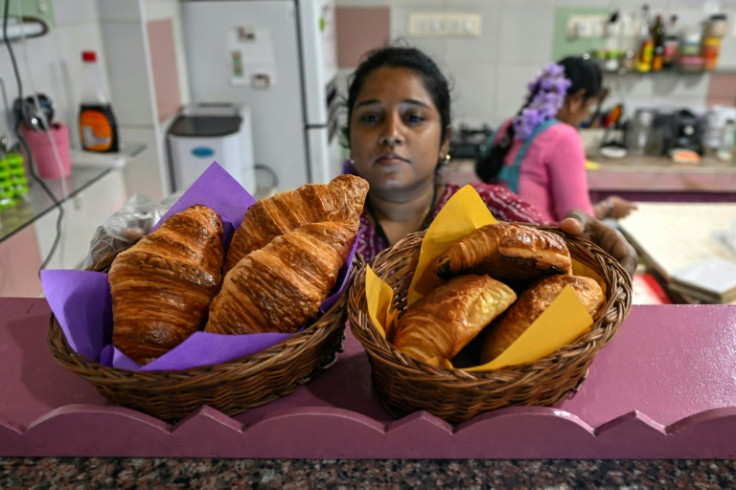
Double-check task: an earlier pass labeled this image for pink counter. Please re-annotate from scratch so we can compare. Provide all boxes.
[2,297,736,459]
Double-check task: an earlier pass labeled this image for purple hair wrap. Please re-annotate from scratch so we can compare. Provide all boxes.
[512,63,571,140]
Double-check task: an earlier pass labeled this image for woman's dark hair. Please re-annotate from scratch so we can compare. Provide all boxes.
[345,46,452,145]
[475,56,602,183]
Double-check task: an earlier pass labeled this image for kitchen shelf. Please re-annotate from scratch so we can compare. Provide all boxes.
[0,143,145,244]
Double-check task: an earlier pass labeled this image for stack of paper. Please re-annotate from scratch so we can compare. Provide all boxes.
[669,257,736,304]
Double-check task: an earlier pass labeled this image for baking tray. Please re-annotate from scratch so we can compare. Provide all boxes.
[2,298,735,459]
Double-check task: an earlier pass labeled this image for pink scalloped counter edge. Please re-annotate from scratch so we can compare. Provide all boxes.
[2,298,736,459]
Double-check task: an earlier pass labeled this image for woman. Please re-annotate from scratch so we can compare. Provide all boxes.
[345,46,637,276]
[475,57,636,222]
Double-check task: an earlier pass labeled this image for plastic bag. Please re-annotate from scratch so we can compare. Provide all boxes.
[82,193,173,269]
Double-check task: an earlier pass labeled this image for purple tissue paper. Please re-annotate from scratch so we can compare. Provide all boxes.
[41,162,355,371]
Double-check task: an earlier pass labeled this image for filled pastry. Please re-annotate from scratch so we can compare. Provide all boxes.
[224,174,368,272]
[434,222,572,284]
[206,220,358,335]
[108,204,225,365]
[479,274,604,364]
[392,274,517,362]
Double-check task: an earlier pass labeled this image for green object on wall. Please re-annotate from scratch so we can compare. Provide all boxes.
[4,0,55,28]
[553,7,608,61]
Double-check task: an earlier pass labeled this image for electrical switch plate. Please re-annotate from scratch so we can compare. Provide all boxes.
[408,13,481,38]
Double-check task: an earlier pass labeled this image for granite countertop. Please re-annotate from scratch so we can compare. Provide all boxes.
[2,458,736,487]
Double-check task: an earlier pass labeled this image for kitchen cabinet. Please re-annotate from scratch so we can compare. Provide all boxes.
[33,169,127,271]
[0,167,127,297]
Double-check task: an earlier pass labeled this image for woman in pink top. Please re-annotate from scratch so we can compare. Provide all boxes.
[476,57,636,223]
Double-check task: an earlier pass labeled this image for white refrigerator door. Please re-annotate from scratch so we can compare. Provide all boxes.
[182,0,309,192]
[307,125,345,184]
[298,0,338,126]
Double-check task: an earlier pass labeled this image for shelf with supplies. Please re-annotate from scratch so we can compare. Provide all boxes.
[0,143,145,245]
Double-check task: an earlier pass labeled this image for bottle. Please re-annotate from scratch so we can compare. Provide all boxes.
[662,14,679,68]
[702,14,727,71]
[650,14,665,71]
[78,50,119,153]
[636,4,654,72]
[717,119,735,162]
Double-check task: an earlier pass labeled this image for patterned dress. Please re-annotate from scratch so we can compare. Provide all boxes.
[356,182,552,263]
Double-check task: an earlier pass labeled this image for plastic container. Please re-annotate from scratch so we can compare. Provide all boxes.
[23,122,71,179]
[702,37,722,70]
[717,119,735,162]
[78,51,119,153]
[703,14,728,39]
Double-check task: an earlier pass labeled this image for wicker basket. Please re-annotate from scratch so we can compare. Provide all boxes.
[47,251,363,422]
[348,227,632,424]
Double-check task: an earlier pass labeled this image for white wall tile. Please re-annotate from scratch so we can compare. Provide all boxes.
[442,2,501,65]
[51,0,99,25]
[449,63,497,129]
[144,0,181,21]
[101,22,156,126]
[497,4,556,65]
[118,125,166,200]
[49,22,108,147]
[98,0,142,22]
[493,64,542,127]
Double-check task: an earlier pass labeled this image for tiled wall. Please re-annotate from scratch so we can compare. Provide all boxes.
[335,0,736,129]
[0,0,108,149]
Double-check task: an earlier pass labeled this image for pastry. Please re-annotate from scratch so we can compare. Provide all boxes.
[108,204,225,365]
[206,220,358,335]
[224,174,368,272]
[434,222,572,284]
[392,274,517,363]
[479,274,604,363]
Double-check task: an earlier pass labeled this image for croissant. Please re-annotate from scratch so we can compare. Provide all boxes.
[479,274,604,364]
[434,222,572,284]
[108,204,225,365]
[224,174,368,272]
[206,221,358,335]
[392,274,517,363]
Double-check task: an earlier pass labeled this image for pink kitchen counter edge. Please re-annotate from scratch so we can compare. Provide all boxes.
[2,298,735,459]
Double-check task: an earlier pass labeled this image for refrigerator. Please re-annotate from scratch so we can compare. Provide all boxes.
[181,0,343,193]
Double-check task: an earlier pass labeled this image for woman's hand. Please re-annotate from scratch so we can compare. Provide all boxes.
[559,211,638,277]
[594,196,638,220]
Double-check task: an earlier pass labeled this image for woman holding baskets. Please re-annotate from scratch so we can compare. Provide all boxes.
[343,45,637,276]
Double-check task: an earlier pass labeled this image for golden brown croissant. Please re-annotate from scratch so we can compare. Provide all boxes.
[479,274,604,364]
[434,222,572,284]
[392,274,517,363]
[206,221,358,335]
[224,174,368,272]
[108,204,225,365]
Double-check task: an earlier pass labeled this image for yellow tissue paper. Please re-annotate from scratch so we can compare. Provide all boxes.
[466,285,592,371]
[363,184,601,371]
[408,185,497,305]
[365,265,398,340]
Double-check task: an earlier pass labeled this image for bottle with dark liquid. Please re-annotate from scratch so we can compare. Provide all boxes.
[650,14,665,71]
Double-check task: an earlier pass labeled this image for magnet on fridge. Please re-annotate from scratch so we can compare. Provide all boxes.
[237,25,257,41]
[252,73,271,89]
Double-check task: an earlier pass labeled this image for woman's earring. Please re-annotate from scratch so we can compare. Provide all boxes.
[439,154,451,166]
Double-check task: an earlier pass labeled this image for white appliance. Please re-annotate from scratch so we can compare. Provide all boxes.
[181,0,343,192]
[167,103,256,192]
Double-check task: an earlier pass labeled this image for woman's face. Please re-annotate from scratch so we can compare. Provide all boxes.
[348,66,449,200]
[559,90,598,128]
